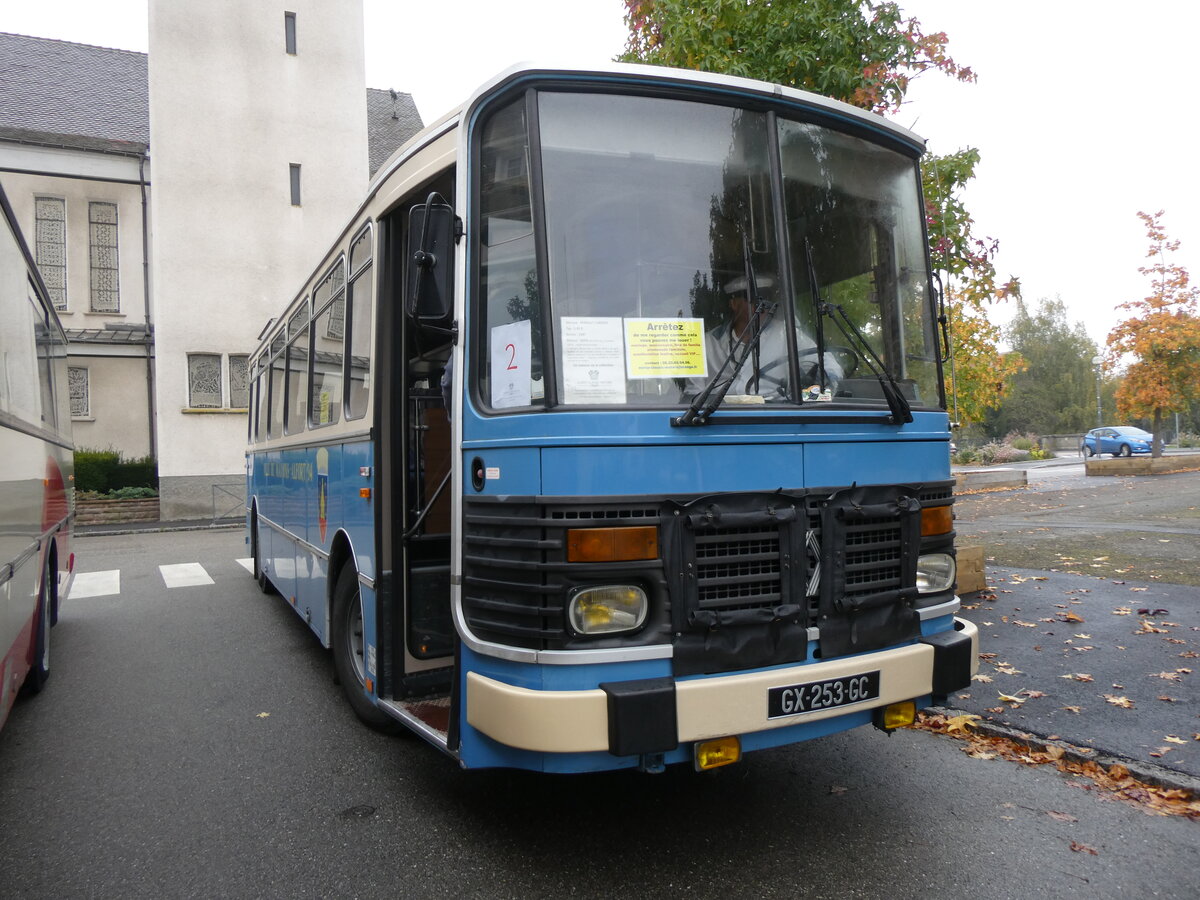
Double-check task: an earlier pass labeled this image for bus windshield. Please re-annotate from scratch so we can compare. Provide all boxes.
[478,90,939,411]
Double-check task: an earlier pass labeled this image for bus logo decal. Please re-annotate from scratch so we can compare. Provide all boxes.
[316,448,329,542]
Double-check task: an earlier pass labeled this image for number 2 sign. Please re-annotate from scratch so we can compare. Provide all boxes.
[490,319,532,408]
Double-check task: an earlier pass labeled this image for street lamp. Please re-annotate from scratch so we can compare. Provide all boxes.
[1091,355,1103,427]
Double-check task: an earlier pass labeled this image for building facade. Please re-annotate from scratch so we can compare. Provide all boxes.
[0,5,422,519]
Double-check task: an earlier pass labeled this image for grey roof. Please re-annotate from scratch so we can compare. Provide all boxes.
[366,87,424,175]
[0,32,422,169]
[0,32,149,155]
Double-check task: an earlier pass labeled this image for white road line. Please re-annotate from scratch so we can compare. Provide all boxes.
[67,570,121,599]
[235,558,254,574]
[159,563,215,588]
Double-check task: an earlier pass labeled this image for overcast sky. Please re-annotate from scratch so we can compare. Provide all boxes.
[5,0,1195,348]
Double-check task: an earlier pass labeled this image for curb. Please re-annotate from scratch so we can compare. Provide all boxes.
[77,520,242,538]
[929,705,1200,796]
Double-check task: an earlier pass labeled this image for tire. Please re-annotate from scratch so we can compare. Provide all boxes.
[250,513,273,594]
[1119,444,1132,458]
[331,565,402,733]
[22,558,53,696]
[1083,444,1094,458]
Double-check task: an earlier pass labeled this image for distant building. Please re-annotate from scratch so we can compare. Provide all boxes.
[0,2,422,518]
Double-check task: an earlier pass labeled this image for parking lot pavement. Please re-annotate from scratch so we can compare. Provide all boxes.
[952,567,1199,780]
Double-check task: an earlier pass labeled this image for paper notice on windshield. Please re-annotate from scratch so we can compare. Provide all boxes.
[490,319,532,408]
[623,318,707,379]
[561,316,626,404]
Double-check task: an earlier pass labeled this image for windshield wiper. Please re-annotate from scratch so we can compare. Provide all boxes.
[803,239,828,393]
[807,241,912,425]
[672,231,776,427]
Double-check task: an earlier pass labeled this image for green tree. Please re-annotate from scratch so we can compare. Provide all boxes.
[620,0,973,113]
[1106,210,1200,456]
[620,1,1018,426]
[987,298,1099,437]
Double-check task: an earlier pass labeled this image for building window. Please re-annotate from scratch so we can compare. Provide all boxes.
[68,366,89,418]
[284,12,297,54]
[88,201,120,312]
[188,353,222,408]
[229,354,250,409]
[289,164,302,206]
[34,197,67,310]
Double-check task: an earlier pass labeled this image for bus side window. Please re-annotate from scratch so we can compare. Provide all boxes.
[285,304,310,434]
[268,349,285,438]
[346,228,373,420]
[310,259,345,428]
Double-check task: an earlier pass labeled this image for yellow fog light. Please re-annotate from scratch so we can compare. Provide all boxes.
[876,700,917,732]
[695,736,741,770]
[567,585,648,635]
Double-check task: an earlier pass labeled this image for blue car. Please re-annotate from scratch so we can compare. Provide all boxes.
[1081,426,1153,457]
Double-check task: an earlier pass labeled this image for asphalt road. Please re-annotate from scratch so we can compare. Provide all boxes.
[1,527,1197,898]
[951,462,1200,779]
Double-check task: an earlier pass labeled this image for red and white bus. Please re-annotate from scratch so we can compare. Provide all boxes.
[0,180,75,733]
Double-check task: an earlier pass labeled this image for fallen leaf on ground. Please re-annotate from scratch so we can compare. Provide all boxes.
[1048,810,1078,823]
[1059,706,1082,714]
[1104,695,1135,709]
[1070,842,1099,855]
[1061,673,1094,682]
[1113,607,1133,616]
[1165,736,1187,745]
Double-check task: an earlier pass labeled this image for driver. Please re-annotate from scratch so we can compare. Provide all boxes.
[705,275,843,401]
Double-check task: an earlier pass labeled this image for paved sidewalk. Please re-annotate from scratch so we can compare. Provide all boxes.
[953,566,1199,780]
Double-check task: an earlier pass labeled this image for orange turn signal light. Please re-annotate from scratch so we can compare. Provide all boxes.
[920,505,953,536]
[567,526,658,563]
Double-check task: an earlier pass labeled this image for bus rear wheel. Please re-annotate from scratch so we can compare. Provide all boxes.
[331,565,402,733]
[22,557,53,696]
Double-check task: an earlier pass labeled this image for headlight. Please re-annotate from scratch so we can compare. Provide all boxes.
[568,585,648,635]
[916,553,956,594]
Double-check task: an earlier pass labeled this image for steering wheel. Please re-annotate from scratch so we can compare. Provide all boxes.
[797,345,860,379]
[749,345,859,398]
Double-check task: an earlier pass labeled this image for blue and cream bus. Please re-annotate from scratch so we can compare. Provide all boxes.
[246,63,977,773]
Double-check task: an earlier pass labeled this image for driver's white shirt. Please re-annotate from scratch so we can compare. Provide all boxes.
[705,314,843,399]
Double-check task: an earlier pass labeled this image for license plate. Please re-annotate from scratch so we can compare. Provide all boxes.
[767,671,881,718]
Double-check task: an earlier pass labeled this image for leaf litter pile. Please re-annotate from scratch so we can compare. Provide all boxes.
[910,712,1200,820]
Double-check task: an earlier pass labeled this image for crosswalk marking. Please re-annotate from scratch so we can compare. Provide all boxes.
[159,563,215,588]
[68,560,253,598]
[67,570,121,600]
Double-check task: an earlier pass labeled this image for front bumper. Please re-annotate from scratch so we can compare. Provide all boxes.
[466,618,979,755]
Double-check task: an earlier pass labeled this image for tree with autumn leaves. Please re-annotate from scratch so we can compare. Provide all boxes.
[619,0,1021,425]
[1106,211,1200,457]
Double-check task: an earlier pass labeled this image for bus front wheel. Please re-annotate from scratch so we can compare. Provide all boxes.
[331,565,403,734]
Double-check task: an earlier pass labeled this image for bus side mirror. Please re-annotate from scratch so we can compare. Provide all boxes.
[406,196,456,321]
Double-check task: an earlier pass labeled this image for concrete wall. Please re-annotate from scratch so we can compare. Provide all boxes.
[0,167,149,325]
[0,162,154,463]
[148,0,368,519]
[67,353,154,458]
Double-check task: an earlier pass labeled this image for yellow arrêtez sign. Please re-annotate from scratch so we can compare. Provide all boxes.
[623,318,707,379]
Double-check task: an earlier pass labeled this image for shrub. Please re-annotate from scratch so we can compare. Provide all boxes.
[74,448,120,493]
[108,486,158,499]
[75,448,157,493]
[1179,432,1200,449]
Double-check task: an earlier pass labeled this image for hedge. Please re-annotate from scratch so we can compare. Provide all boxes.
[75,449,158,494]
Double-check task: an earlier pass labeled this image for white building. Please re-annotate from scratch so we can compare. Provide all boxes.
[0,3,422,519]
